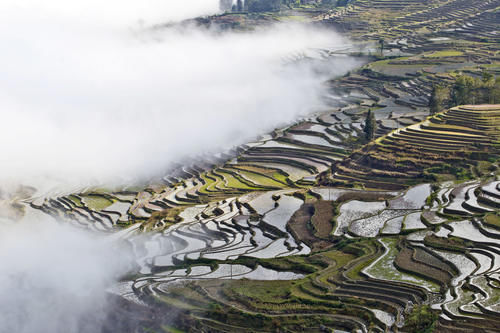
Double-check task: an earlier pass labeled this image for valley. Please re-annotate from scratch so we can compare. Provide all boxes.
[2,0,500,332]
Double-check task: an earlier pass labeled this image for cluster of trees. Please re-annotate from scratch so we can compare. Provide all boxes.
[246,0,281,12]
[451,72,500,105]
[225,0,337,13]
[227,0,281,12]
[429,71,500,114]
[281,0,337,9]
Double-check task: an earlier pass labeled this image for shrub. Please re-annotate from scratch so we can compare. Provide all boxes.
[404,305,438,333]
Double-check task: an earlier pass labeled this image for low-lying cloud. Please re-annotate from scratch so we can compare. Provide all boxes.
[0,217,130,333]
[0,2,361,332]
[6,0,222,27]
[0,0,359,190]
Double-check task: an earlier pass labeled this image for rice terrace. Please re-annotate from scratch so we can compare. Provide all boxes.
[1,0,500,332]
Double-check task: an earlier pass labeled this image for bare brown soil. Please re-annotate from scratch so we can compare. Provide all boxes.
[287,202,332,252]
[311,200,335,239]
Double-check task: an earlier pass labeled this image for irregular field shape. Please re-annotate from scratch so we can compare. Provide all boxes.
[350,209,412,237]
[236,265,304,280]
[263,194,302,232]
[364,238,439,292]
[403,212,427,230]
[335,201,386,236]
[388,184,431,209]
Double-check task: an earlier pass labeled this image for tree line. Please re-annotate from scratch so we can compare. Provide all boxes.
[223,0,340,13]
[429,71,500,114]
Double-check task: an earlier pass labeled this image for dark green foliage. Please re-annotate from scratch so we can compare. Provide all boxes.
[292,191,306,200]
[429,84,448,115]
[424,72,500,108]
[429,86,439,114]
[426,163,463,176]
[426,163,472,180]
[245,0,281,12]
[490,77,500,104]
[378,38,385,56]
[450,73,500,106]
[425,188,439,206]
[482,71,494,83]
[451,75,476,105]
[404,305,438,333]
[335,238,356,250]
[363,109,376,141]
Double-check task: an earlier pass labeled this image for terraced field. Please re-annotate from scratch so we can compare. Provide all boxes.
[329,105,500,190]
[14,0,500,331]
[29,168,500,332]
[318,0,500,44]
[97,179,500,332]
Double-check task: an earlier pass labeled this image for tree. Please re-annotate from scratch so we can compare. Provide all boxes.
[429,85,440,114]
[481,71,496,104]
[378,38,385,56]
[451,75,475,105]
[364,109,376,141]
[493,77,500,104]
[429,84,448,115]
[445,73,500,107]
[482,70,493,83]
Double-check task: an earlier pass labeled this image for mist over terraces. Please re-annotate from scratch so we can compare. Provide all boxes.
[2,0,500,332]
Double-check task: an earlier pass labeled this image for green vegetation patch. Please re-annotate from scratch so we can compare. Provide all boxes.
[228,280,295,304]
[365,238,440,292]
[68,195,83,207]
[425,50,464,58]
[81,195,113,211]
[277,15,308,22]
[227,167,285,188]
[484,213,500,229]
[404,304,438,332]
[162,326,185,333]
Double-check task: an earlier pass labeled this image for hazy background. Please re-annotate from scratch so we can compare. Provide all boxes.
[0,1,360,332]
[0,0,359,191]
[0,217,131,333]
